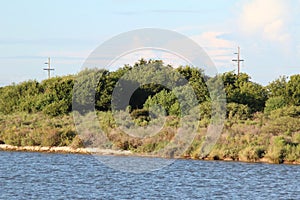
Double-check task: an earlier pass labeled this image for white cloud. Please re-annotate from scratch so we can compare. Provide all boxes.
[191,32,233,49]
[190,32,236,69]
[263,19,290,43]
[175,0,300,82]
[239,0,291,43]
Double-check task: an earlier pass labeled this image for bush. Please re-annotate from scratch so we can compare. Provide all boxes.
[70,135,84,148]
[43,100,69,116]
[59,130,77,146]
[144,89,178,116]
[285,144,300,162]
[21,135,37,146]
[266,136,286,164]
[4,131,22,146]
[222,147,240,160]
[262,116,300,135]
[227,103,251,121]
[198,101,212,120]
[270,105,300,118]
[239,146,265,161]
[264,96,286,115]
[130,109,150,126]
[41,130,61,147]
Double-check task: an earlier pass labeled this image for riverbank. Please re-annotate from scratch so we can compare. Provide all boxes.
[203,155,300,165]
[1,144,299,165]
[0,144,132,156]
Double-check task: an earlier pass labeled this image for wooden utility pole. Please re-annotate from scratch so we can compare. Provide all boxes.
[232,46,244,76]
[43,57,55,79]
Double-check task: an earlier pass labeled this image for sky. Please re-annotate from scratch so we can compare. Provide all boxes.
[0,0,300,86]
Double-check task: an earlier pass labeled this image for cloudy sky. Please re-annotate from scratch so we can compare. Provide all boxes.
[0,0,299,86]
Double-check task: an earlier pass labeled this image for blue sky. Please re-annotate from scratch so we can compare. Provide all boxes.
[0,0,299,86]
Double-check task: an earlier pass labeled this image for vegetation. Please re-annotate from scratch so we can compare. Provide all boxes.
[0,59,299,164]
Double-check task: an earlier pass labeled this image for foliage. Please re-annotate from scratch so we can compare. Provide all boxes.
[0,59,300,164]
[222,72,267,113]
[239,146,265,162]
[144,89,179,116]
[286,74,300,106]
[264,96,287,114]
[227,103,251,121]
[0,112,76,147]
[176,66,209,103]
[269,106,300,119]
[0,76,74,116]
[266,76,287,98]
[266,136,286,164]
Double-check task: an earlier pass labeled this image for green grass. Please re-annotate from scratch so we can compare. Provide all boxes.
[0,111,299,164]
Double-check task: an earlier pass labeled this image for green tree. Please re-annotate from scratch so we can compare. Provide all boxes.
[0,85,20,114]
[286,74,300,106]
[266,76,287,98]
[264,96,287,114]
[39,76,74,115]
[144,89,178,116]
[176,66,209,103]
[221,72,267,113]
[73,68,102,114]
[227,102,251,120]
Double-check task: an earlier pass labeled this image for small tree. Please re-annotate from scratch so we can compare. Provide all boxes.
[264,96,287,115]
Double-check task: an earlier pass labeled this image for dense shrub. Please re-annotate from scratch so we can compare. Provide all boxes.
[43,100,69,116]
[285,144,300,162]
[264,96,287,114]
[262,116,300,135]
[0,113,77,147]
[286,74,300,106]
[144,89,178,116]
[70,135,84,148]
[222,72,267,113]
[269,105,300,118]
[0,60,300,164]
[239,146,265,161]
[266,136,286,164]
[227,103,251,121]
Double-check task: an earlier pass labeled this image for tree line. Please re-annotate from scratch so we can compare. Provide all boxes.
[1,59,300,163]
[0,59,299,119]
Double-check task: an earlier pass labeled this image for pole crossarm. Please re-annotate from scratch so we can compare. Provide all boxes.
[43,57,55,79]
[232,46,244,76]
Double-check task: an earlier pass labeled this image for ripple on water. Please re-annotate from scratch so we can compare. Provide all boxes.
[0,151,299,199]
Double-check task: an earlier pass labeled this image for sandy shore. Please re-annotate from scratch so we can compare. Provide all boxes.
[0,144,132,156]
[1,144,299,165]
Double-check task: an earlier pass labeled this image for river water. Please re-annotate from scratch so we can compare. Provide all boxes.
[0,151,299,199]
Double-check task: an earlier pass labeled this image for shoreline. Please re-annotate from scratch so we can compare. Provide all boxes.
[0,144,132,156]
[1,144,299,165]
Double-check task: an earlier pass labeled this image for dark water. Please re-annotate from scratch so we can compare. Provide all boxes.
[0,151,299,199]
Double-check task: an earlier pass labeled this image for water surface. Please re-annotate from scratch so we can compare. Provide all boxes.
[0,151,299,199]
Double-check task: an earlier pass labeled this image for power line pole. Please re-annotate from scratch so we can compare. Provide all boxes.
[232,46,244,76]
[43,57,55,79]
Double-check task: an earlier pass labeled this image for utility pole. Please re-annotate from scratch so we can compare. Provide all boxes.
[232,46,244,76]
[43,57,55,79]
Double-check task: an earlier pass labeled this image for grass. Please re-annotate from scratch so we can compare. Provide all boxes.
[0,111,299,164]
